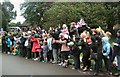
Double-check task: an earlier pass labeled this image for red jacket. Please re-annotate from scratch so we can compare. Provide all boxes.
[31,37,41,52]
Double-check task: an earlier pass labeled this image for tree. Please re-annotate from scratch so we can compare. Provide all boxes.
[16,22,21,26]
[8,22,16,27]
[20,2,53,26]
[2,0,17,31]
[8,22,21,27]
[21,2,119,31]
[103,2,119,31]
[43,3,107,29]
[0,3,2,29]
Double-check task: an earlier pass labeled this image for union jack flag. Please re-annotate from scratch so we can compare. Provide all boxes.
[78,19,86,27]
[61,27,69,35]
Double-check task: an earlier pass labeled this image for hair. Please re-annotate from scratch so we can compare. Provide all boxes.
[117,30,120,33]
[106,31,112,37]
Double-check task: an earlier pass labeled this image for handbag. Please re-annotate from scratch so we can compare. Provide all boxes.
[90,53,98,60]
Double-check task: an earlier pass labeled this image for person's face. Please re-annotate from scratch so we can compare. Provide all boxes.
[70,24,74,28]
[117,32,120,37]
[61,36,65,40]
[92,31,96,35]
[80,34,84,39]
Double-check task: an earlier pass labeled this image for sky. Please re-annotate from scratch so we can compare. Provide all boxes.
[9,0,26,24]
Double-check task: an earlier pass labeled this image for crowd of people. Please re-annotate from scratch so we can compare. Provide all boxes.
[1,22,120,76]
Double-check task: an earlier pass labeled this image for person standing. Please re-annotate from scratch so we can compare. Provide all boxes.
[56,35,70,68]
[51,30,60,64]
[19,34,26,57]
[102,36,112,75]
[31,34,41,61]
[91,29,103,75]
[47,33,53,63]
[113,30,120,71]
[41,41,49,63]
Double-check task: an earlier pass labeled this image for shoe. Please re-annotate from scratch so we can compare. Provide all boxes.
[58,62,63,66]
[72,67,75,70]
[62,63,67,68]
[45,60,48,63]
[52,61,57,64]
[34,58,39,61]
[42,61,45,63]
[90,68,93,71]
[7,52,10,55]
[109,72,112,75]
[50,59,53,63]
[83,67,87,71]
[25,57,28,59]
[13,53,16,55]
[114,73,119,76]
[93,73,98,76]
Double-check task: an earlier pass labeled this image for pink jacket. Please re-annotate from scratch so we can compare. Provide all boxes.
[57,39,70,52]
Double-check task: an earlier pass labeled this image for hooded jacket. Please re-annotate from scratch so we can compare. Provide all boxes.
[102,37,111,58]
[114,35,120,55]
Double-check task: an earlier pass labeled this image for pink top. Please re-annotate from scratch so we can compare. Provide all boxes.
[56,39,70,52]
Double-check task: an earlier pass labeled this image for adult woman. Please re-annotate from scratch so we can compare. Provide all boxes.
[56,34,70,68]
[80,32,91,71]
[113,30,120,71]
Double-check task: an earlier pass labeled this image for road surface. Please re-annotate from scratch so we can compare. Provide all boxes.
[2,53,90,75]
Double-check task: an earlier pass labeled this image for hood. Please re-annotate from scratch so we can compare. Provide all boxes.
[102,37,109,44]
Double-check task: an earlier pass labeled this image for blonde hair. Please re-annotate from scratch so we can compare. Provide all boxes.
[105,31,112,39]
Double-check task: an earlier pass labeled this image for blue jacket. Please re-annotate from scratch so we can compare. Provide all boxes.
[102,37,111,58]
[7,38,11,47]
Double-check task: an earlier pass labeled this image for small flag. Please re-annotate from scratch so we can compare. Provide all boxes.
[61,28,69,34]
[78,19,86,27]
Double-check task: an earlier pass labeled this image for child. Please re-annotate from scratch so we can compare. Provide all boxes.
[41,42,49,63]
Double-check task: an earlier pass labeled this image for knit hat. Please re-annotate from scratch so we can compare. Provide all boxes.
[34,34,39,38]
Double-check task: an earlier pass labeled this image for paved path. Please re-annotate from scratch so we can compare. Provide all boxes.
[2,53,90,75]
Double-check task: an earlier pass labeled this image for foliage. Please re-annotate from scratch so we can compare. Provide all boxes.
[20,2,119,30]
[20,2,53,26]
[8,22,21,27]
[1,1,17,31]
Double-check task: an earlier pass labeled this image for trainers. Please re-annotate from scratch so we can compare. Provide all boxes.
[114,73,119,76]
[52,61,57,64]
[42,61,45,63]
[7,52,10,55]
[62,63,67,68]
[58,62,63,66]
[72,67,75,70]
[34,58,39,61]
[13,53,16,55]
[25,57,28,59]
[93,73,98,76]
[83,67,87,71]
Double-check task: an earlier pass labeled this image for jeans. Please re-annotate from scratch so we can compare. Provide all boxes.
[73,55,80,69]
[103,56,112,72]
[26,48,31,58]
[61,51,69,62]
[117,55,120,71]
[53,48,58,63]
[47,50,53,61]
